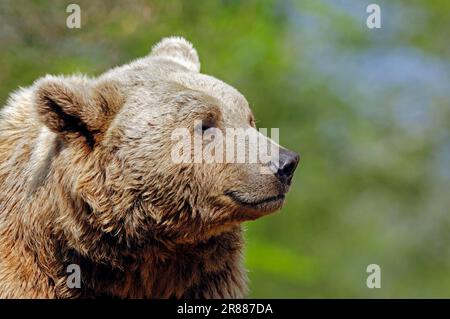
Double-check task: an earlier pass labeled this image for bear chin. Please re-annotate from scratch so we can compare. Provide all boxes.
[223,192,286,221]
[227,190,285,210]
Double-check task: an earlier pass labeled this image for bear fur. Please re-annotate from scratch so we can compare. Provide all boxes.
[0,37,298,298]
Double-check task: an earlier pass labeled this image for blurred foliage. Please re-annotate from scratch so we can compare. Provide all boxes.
[1,0,449,297]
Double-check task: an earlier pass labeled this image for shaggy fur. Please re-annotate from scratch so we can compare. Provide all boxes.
[0,37,298,298]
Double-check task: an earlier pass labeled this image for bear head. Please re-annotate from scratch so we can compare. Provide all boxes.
[33,37,299,253]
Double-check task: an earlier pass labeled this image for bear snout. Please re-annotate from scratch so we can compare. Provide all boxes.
[274,148,300,185]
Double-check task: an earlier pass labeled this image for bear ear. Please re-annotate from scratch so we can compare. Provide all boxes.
[35,76,123,148]
[151,36,201,72]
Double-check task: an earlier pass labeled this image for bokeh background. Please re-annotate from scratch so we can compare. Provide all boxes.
[1,0,449,298]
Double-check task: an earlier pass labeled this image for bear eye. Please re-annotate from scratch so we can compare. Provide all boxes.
[202,121,214,131]
[201,117,216,131]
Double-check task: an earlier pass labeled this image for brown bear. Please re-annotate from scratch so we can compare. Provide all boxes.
[0,37,299,298]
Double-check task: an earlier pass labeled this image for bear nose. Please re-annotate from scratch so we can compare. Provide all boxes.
[275,149,299,183]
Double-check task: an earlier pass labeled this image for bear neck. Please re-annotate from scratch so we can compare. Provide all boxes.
[18,187,247,298]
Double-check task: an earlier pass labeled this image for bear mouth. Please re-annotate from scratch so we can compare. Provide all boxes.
[225,190,285,209]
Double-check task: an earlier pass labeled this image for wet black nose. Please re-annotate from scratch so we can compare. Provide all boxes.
[276,149,299,182]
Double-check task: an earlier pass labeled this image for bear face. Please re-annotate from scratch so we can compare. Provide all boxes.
[33,37,299,250]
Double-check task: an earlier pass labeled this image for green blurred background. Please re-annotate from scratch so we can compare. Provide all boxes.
[1,0,449,297]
